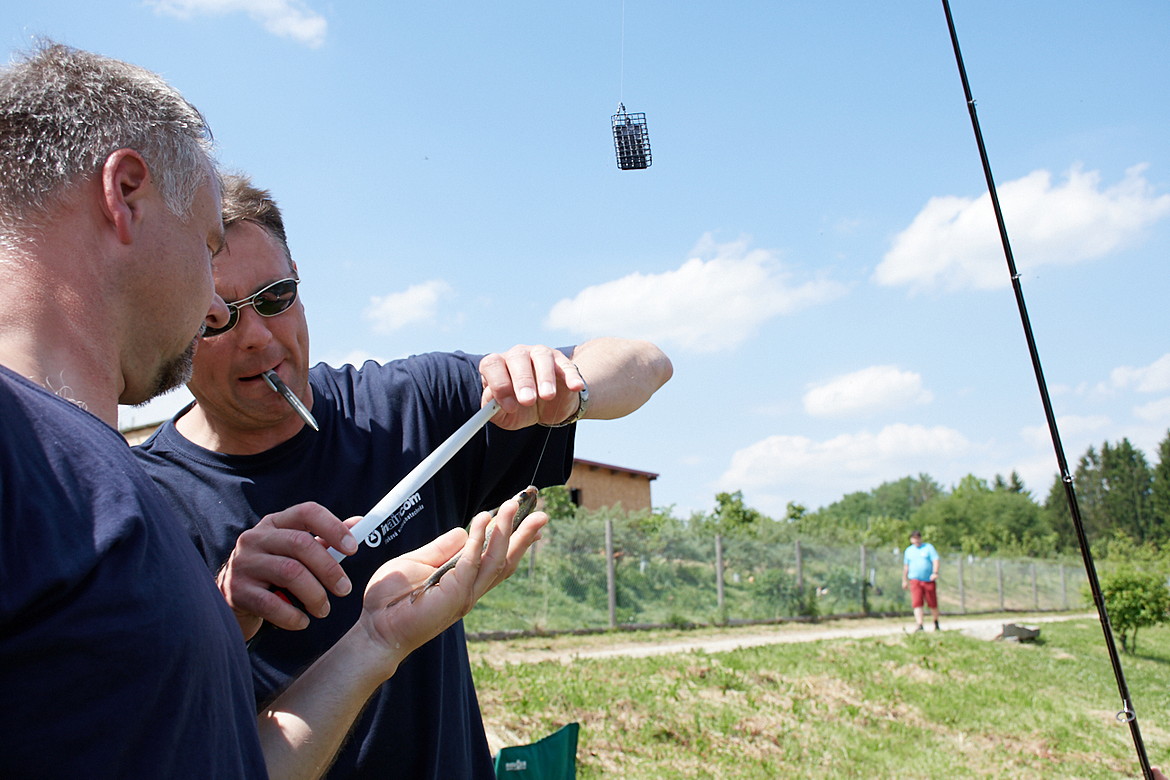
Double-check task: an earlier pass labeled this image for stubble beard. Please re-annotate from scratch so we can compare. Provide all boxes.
[141,337,197,403]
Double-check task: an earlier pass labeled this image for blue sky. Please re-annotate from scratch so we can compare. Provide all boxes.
[10,1,1170,518]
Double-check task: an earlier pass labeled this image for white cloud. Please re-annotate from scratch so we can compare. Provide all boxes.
[1134,397,1170,424]
[1020,414,1111,450]
[544,234,846,352]
[718,423,969,514]
[1020,411,1109,449]
[148,0,328,48]
[363,280,453,334]
[1137,397,1170,428]
[874,164,1170,293]
[1011,453,1064,498]
[1108,353,1170,394]
[803,365,931,419]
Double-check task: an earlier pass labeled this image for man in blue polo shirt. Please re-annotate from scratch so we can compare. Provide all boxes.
[902,530,941,631]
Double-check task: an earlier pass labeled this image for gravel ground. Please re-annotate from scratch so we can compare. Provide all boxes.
[468,611,1094,666]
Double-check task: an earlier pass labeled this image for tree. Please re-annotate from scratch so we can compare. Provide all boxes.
[1098,569,1170,654]
[993,470,1028,496]
[1100,438,1154,543]
[796,490,874,544]
[796,475,944,547]
[1047,438,1162,549]
[1043,473,1075,552]
[872,475,942,518]
[696,491,770,539]
[862,514,911,550]
[1071,446,1109,543]
[910,473,1054,556]
[1149,430,1170,545]
[539,484,579,521]
[908,473,945,509]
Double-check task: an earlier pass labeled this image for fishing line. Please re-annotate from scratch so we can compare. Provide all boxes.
[611,0,652,169]
[530,425,554,486]
[619,0,625,104]
[939,2,1152,776]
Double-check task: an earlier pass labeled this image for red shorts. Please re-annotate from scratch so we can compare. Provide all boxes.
[909,579,937,609]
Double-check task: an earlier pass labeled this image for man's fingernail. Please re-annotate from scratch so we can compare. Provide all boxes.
[517,387,536,403]
[337,576,352,596]
[340,534,358,554]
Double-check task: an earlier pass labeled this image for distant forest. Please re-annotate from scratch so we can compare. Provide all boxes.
[663,429,1170,560]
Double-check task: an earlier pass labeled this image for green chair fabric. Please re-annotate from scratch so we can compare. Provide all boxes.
[493,722,580,779]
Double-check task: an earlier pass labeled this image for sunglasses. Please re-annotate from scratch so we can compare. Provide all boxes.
[202,277,299,338]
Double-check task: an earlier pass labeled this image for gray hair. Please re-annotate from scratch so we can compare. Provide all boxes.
[0,41,215,245]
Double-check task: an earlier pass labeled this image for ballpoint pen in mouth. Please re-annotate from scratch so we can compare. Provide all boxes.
[261,369,319,432]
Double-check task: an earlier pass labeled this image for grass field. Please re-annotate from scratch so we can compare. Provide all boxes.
[471,617,1169,778]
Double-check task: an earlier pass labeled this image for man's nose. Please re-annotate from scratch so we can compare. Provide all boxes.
[205,294,231,333]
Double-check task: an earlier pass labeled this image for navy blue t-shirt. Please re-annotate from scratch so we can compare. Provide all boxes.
[0,366,267,779]
[134,353,574,779]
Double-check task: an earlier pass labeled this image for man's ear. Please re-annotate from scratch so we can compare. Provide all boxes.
[100,148,152,245]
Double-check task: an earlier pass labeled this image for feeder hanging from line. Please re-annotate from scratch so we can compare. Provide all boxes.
[611,103,651,170]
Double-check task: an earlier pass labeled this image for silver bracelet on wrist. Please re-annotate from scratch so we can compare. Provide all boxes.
[540,364,589,428]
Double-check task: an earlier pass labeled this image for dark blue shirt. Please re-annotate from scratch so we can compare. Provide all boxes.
[0,366,267,779]
[134,353,574,779]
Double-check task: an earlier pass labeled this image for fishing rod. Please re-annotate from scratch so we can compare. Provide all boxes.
[938,1,1153,777]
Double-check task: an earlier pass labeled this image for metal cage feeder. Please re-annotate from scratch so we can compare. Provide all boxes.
[611,103,652,170]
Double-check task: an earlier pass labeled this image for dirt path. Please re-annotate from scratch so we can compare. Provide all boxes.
[468,612,1095,667]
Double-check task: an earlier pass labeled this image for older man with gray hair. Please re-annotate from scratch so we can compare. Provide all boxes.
[0,41,544,779]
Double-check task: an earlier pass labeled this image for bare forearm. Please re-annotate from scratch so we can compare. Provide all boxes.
[257,626,399,780]
[255,506,537,778]
[570,337,672,420]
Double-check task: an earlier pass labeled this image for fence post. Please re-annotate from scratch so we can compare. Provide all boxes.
[996,558,1005,611]
[715,533,725,619]
[794,540,804,591]
[958,555,966,614]
[605,517,616,629]
[1031,562,1038,609]
[859,545,868,613]
[1061,564,1068,610]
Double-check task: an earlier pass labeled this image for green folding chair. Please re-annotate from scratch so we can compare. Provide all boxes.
[493,722,579,780]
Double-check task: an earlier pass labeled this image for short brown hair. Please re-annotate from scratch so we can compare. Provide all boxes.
[220,174,295,274]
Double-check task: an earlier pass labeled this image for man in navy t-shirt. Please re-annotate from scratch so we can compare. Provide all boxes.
[1,44,551,779]
[0,42,267,778]
[134,175,673,778]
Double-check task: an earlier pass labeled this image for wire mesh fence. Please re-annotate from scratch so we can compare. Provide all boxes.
[463,517,1090,637]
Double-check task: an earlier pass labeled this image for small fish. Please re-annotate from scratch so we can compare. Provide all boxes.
[410,486,540,603]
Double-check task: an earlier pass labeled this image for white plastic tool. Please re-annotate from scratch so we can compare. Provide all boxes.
[329,399,501,562]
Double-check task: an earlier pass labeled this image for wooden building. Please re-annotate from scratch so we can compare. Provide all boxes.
[564,458,658,512]
[121,422,159,447]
